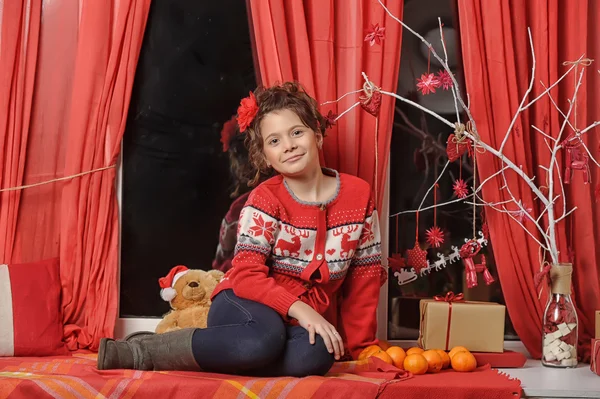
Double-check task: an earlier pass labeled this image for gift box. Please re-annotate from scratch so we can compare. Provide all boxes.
[418,292,505,353]
[592,339,600,376]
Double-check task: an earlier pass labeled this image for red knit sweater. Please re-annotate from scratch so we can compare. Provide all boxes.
[212,169,386,359]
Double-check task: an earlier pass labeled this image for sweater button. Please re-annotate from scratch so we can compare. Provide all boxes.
[316,254,323,260]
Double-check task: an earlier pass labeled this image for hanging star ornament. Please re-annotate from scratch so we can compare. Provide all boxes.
[387,253,406,273]
[416,73,441,95]
[406,242,428,274]
[453,179,469,198]
[364,23,386,46]
[425,226,445,248]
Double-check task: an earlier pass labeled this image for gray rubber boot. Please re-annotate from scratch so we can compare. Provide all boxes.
[97,328,201,371]
[123,331,155,342]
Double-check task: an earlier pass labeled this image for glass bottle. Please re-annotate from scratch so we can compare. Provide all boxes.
[541,263,578,368]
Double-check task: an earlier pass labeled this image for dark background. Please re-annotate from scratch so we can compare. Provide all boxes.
[120,0,256,317]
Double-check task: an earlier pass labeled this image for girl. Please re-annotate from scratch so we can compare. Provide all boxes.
[98,82,386,377]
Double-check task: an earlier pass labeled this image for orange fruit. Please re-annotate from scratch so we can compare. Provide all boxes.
[448,346,469,359]
[403,353,429,375]
[385,346,406,369]
[371,349,393,365]
[378,340,392,351]
[421,350,443,373]
[451,351,477,372]
[435,349,451,369]
[406,347,424,356]
[359,345,382,360]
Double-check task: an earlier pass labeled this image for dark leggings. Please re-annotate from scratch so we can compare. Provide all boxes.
[191,290,334,377]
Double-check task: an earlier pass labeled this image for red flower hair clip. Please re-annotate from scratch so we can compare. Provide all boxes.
[237,92,259,132]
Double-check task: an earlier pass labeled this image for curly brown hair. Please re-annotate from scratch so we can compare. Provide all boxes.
[243,82,327,186]
[226,131,272,197]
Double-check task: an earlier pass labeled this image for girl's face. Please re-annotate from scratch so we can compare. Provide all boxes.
[259,109,322,179]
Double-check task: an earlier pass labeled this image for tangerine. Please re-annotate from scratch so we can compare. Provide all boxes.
[403,354,428,375]
[371,349,394,364]
[435,349,451,369]
[421,350,443,373]
[378,340,392,351]
[448,346,469,359]
[359,345,382,360]
[405,347,424,356]
[385,346,407,369]
[451,351,477,372]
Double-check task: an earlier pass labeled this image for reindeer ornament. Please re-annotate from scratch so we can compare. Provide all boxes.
[459,240,495,289]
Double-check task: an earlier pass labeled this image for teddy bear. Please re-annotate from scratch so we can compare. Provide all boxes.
[155,265,224,334]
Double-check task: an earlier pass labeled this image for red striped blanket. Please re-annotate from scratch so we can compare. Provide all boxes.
[0,352,521,399]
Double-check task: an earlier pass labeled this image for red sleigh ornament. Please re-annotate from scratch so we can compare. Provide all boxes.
[563,141,591,184]
[459,240,495,288]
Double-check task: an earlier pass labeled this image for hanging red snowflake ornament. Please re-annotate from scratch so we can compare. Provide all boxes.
[406,242,428,274]
[480,210,490,240]
[437,69,453,90]
[416,73,441,95]
[510,200,532,223]
[387,253,406,274]
[453,179,469,198]
[425,226,445,248]
[323,110,338,129]
[364,23,385,46]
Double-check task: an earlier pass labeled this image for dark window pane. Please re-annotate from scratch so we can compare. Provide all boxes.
[120,0,256,318]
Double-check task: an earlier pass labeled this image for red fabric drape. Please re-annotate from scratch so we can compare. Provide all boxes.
[248,0,403,211]
[458,0,600,359]
[0,0,150,350]
[0,0,41,260]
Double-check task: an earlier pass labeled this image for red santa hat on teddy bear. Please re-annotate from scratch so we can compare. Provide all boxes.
[159,265,190,302]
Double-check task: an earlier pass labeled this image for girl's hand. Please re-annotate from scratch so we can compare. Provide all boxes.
[288,300,344,360]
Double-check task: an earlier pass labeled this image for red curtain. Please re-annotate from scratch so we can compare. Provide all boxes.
[0,0,150,350]
[458,0,600,359]
[248,0,403,211]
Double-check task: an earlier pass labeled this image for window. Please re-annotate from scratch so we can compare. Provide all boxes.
[119,0,257,318]
[385,0,517,341]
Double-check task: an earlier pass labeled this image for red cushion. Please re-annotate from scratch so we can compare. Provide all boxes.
[0,258,67,356]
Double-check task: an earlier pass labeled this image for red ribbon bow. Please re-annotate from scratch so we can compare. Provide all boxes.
[433,292,465,350]
[434,292,464,303]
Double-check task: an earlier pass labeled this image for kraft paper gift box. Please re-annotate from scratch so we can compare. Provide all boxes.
[418,293,506,353]
[592,339,600,376]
